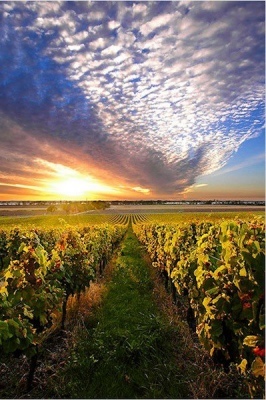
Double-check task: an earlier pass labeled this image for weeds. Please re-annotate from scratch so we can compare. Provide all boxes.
[56,228,191,398]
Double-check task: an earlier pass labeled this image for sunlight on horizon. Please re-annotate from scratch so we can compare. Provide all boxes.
[41,161,120,199]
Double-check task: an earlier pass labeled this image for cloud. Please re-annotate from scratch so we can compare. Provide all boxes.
[195,184,208,188]
[132,187,150,194]
[0,1,264,199]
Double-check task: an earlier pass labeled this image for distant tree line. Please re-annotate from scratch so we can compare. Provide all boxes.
[47,201,109,214]
[109,200,265,206]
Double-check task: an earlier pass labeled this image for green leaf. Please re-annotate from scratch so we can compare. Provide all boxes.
[0,321,12,341]
[259,314,265,330]
[7,319,20,334]
[23,306,34,319]
[241,250,254,267]
[3,338,20,353]
[210,320,223,337]
[35,245,47,269]
[13,269,22,278]
[206,286,220,296]
[253,241,261,253]
[202,277,216,291]
[18,242,26,253]
[39,313,47,326]
[253,255,265,287]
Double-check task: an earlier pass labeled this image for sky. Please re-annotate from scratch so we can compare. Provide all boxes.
[0,1,265,201]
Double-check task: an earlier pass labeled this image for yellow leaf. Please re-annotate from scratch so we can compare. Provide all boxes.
[251,357,265,378]
[243,335,259,347]
[239,267,247,277]
[238,359,248,375]
[210,343,222,357]
[213,265,227,279]
[210,346,215,357]
[233,277,241,290]
[0,281,8,296]
[203,297,212,308]
[212,294,222,304]
[4,270,12,280]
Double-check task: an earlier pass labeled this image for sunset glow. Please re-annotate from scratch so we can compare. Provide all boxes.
[36,161,120,199]
[50,177,96,198]
[0,1,264,201]
[48,176,120,199]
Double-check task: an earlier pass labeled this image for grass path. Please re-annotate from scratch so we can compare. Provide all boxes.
[58,227,192,399]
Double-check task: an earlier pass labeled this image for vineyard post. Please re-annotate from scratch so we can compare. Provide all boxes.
[61,293,70,330]
[27,347,39,392]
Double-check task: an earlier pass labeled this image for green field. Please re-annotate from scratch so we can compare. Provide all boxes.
[0,209,264,228]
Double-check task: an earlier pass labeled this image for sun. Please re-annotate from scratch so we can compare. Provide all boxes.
[46,170,120,199]
[55,177,89,197]
[50,175,108,198]
[37,160,121,199]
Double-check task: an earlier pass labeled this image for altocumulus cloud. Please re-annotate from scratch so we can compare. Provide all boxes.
[0,1,264,197]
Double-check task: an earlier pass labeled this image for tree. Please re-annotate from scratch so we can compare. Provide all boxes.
[46,205,57,213]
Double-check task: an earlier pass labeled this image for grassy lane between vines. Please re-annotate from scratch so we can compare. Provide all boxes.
[50,226,248,399]
[51,226,190,398]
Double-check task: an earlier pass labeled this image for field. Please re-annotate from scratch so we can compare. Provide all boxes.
[0,203,264,217]
[0,209,264,399]
[105,204,265,214]
[0,204,264,227]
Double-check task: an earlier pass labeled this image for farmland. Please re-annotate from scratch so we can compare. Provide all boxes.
[0,202,264,217]
[0,209,264,398]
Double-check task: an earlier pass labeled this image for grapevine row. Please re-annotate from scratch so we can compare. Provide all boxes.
[107,214,149,225]
[133,216,265,394]
[109,214,130,225]
[0,224,126,389]
[131,214,149,224]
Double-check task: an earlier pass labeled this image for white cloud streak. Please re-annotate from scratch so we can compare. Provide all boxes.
[211,153,265,177]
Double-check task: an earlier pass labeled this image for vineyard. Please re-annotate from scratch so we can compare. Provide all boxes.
[132,214,265,396]
[0,221,126,390]
[0,211,265,398]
